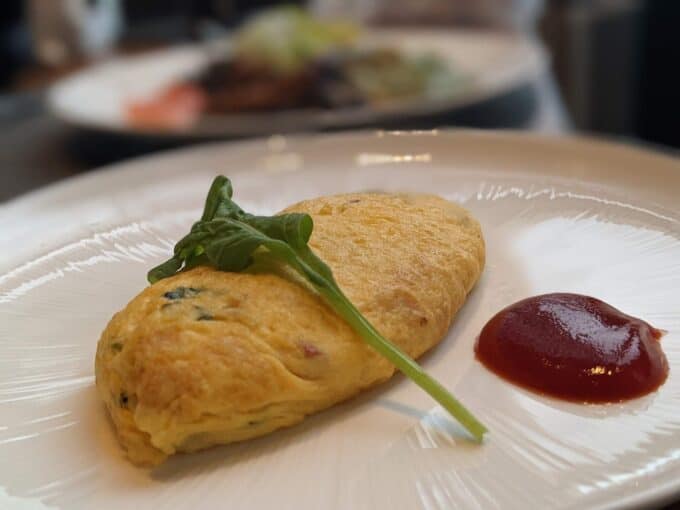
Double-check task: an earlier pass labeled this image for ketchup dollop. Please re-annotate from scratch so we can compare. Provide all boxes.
[475,293,668,402]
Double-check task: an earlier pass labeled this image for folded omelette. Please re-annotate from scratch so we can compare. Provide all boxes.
[95,192,485,466]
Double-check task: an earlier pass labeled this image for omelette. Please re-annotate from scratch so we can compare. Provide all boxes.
[95,192,485,466]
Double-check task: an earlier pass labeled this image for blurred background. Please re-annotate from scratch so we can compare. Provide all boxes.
[0,0,678,202]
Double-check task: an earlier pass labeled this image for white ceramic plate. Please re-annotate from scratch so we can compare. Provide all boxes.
[47,29,546,138]
[0,131,679,510]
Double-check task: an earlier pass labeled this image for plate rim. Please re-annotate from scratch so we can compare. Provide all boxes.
[2,128,678,213]
[2,129,678,280]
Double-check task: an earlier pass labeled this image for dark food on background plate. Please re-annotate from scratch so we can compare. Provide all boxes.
[95,177,486,465]
[194,48,451,112]
[476,293,668,402]
[126,7,464,129]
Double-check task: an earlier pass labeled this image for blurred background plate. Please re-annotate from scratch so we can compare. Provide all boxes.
[46,29,547,139]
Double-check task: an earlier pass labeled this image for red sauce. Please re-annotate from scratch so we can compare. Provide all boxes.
[127,83,206,130]
[475,293,668,402]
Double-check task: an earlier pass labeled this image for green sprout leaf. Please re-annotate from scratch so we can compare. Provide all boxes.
[148,175,487,441]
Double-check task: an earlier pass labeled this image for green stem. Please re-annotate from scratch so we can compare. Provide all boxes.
[317,283,488,442]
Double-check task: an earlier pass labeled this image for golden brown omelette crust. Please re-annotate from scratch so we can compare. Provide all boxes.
[95,193,485,466]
